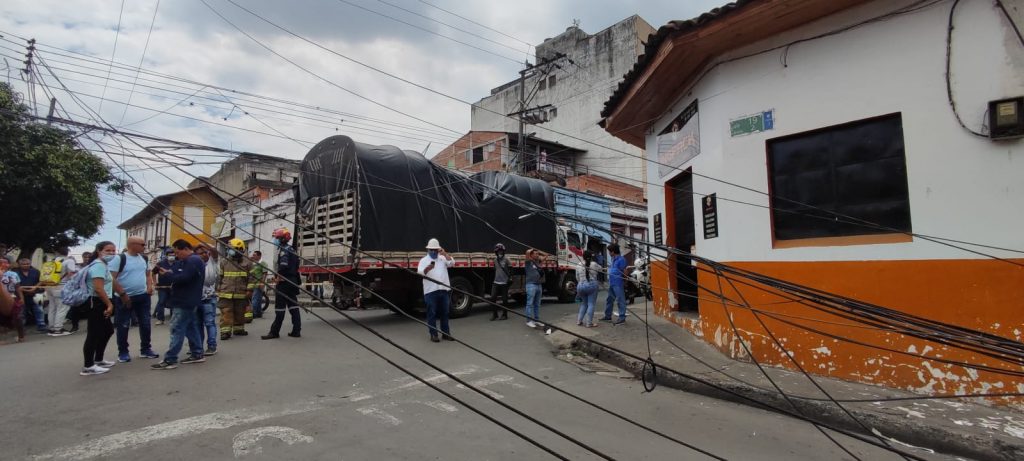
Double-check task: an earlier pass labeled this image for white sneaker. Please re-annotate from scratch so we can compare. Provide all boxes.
[95,360,117,367]
[525,321,537,328]
[80,365,110,376]
[545,328,553,335]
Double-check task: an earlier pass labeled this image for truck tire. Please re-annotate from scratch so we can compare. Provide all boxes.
[449,276,475,318]
[557,272,577,303]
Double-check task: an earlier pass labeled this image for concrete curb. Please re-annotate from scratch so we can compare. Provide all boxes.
[562,336,1021,461]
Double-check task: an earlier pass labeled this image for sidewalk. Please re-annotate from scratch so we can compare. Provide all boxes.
[543,300,1024,461]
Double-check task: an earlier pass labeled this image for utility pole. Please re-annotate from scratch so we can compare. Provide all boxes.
[509,52,568,175]
[23,38,37,117]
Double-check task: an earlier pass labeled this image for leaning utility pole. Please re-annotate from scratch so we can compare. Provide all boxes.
[509,52,567,175]
[22,38,37,116]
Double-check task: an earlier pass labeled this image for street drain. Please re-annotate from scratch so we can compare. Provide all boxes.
[560,352,635,379]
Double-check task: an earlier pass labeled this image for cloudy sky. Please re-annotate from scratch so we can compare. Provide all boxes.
[0,0,724,255]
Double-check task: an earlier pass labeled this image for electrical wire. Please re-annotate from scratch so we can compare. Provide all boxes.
[332,0,524,64]
[96,0,126,116]
[28,54,1024,450]
[42,59,642,461]
[186,0,1024,265]
[115,0,161,127]
[417,0,535,48]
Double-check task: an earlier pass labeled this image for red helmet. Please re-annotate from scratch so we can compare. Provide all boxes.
[272,228,291,241]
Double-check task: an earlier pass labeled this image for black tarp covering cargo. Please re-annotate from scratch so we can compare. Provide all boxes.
[299,135,555,254]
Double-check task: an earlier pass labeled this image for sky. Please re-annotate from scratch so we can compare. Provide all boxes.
[0,0,726,257]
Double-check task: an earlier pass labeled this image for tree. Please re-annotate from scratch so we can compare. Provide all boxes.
[0,82,124,259]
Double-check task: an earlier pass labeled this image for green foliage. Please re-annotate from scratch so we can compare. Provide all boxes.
[0,82,121,257]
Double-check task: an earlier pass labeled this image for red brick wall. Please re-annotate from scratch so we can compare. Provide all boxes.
[432,132,508,173]
[565,174,645,203]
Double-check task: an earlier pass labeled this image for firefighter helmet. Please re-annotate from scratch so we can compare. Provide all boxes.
[228,238,246,252]
[272,227,291,242]
[494,243,506,253]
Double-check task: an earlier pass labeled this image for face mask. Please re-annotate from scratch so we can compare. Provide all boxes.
[496,251,505,258]
[102,254,116,263]
[228,249,238,257]
[167,255,176,262]
[428,250,439,259]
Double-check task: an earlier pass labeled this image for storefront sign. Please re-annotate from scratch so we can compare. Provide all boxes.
[656,100,700,179]
[702,194,718,239]
[729,109,774,137]
[653,213,663,245]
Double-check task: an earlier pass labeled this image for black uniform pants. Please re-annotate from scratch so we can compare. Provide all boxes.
[269,285,301,335]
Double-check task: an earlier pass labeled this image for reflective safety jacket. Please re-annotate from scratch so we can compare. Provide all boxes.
[217,256,255,299]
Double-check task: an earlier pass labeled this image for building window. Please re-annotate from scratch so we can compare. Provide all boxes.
[539,78,547,91]
[472,146,484,164]
[548,75,556,89]
[767,113,911,244]
[549,108,557,120]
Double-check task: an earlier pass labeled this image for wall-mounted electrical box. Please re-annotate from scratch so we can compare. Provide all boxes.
[989,97,1024,140]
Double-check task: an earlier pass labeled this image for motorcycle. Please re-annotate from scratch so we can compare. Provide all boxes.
[625,253,652,304]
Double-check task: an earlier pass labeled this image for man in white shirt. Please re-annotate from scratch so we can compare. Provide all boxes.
[46,248,77,336]
[416,238,454,343]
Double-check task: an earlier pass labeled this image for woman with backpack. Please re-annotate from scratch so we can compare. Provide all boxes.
[79,241,118,376]
[575,251,601,328]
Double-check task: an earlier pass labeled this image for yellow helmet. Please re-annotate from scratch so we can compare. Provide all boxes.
[228,238,246,252]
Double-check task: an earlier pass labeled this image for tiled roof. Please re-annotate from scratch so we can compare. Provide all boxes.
[600,0,756,119]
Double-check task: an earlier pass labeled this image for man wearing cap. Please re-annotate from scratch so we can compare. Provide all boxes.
[417,238,455,342]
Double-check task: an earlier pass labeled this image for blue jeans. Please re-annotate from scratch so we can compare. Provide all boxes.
[525,283,542,322]
[576,281,599,326]
[424,290,450,338]
[115,293,153,354]
[165,306,203,364]
[251,287,264,317]
[25,295,45,329]
[154,289,169,321]
[604,285,627,320]
[196,298,218,350]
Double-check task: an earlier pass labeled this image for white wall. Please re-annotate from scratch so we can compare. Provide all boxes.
[472,17,652,189]
[645,0,1024,263]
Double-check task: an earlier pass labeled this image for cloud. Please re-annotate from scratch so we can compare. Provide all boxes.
[0,0,728,254]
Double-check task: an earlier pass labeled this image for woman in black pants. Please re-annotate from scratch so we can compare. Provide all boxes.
[80,242,117,376]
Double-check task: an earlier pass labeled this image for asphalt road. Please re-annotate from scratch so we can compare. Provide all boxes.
[3,299,958,460]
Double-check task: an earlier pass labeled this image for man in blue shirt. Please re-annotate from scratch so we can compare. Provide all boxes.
[111,236,159,362]
[151,239,205,370]
[16,258,45,332]
[601,243,632,325]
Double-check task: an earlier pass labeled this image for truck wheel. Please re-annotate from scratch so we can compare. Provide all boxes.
[557,272,577,303]
[449,276,475,318]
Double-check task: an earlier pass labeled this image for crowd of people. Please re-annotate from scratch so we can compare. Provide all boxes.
[0,227,304,377]
[2,230,635,375]
[415,238,633,342]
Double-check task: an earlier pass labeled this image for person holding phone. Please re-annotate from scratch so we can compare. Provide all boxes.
[417,238,454,343]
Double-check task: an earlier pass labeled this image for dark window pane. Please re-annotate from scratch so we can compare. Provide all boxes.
[768,114,911,241]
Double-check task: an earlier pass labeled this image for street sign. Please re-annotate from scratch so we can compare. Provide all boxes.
[702,194,718,239]
[730,110,775,137]
[653,213,663,245]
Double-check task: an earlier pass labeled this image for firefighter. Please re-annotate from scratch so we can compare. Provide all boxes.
[262,228,301,339]
[217,238,255,340]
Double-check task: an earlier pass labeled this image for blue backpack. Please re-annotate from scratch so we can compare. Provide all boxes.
[61,261,99,307]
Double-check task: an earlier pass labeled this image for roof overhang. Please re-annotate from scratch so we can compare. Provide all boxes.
[601,0,871,147]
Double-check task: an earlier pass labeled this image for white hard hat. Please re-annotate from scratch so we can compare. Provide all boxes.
[426,238,442,249]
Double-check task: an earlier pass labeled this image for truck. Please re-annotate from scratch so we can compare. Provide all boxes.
[295,135,609,317]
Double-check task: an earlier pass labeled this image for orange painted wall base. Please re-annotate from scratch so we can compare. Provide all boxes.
[649,258,1024,405]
